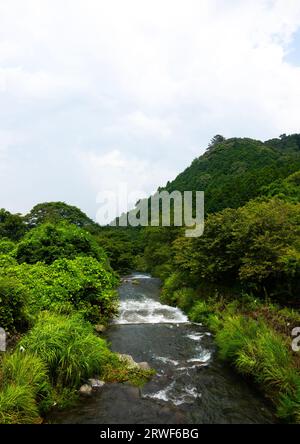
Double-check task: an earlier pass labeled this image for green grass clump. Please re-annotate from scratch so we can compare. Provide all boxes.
[213,312,300,422]
[0,384,40,424]
[189,301,213,324]
[0,351,51,424]
[101,354,155,387]
[20,312,113,387]
[1,351,51,400]
[172,287,197,312]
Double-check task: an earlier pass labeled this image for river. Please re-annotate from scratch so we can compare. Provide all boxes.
[48,273,276,424]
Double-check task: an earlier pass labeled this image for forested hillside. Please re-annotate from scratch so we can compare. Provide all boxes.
[164,134,300,213]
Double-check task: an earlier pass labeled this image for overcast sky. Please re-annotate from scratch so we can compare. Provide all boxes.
[1,0,300,220]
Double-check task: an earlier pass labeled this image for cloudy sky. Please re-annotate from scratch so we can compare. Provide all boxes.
[1,0,300,221]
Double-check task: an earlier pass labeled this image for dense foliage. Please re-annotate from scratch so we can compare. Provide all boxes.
[0,277,29,332]
[0,209,26,241]
[165,135,300,213]
[0,256,118,324]
[24,202,98,231]
[14,222,107,265]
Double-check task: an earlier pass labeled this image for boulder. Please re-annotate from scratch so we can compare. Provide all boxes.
[138,362,151,370]
[88,379,105,389]
[117,353,139,369]
[79,384,92,396]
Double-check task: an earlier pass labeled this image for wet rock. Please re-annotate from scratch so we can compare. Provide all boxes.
[131,279,140,286]
[117,353,139,369]
[79,384,92,396]
[88,379,105,390]
[95,324,106,334]
[138,362,151,370]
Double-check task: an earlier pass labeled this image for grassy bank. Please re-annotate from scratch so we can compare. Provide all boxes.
[161,278,300,423]
[0,311,153,424]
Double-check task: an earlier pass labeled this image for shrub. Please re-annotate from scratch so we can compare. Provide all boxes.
[161,272,185,303]
[0,277,29,332]
[0,254,18,268]
[14,222,108,265]
[1,256,118,323]
[172,287,196,312]
[188,301,213,324]
[0,239,15,255]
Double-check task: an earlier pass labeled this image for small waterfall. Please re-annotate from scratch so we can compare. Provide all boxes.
[114,297,189,325]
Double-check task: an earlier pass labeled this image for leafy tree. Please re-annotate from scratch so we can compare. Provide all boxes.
[207,134,226,152]
[24,202,98,232]
[172,198,300,301]
[14,222,108,265]
[0,209,26,241]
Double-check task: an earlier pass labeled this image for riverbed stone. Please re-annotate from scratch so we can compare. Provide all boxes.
[117,353,139,369]
[138,362,151,370]
[95,324,106,333]
[88,379,105,389]
[79,384,93,396]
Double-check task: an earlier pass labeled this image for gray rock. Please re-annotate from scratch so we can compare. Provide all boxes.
[117,353,139,369]
[138,362,151,370]
[79,384,92,395]
[88,379,105,389]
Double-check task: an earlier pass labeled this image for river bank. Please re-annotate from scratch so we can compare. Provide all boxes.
[161,277,300,423]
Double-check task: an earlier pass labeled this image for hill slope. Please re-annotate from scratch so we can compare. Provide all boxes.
[164,134,300,213]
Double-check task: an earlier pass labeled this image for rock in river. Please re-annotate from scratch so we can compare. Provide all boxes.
[79,384,93,396]
[88,379,105,390]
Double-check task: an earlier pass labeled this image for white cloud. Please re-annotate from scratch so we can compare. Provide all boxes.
[79,148,177,220]
[0,0,300,216]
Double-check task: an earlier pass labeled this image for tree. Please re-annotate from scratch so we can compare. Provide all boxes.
[24,202,98,232]
[14,222,109,265]
[0,209,27,241]
[207,135,226,152]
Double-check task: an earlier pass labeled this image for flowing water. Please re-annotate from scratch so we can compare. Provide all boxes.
[49,274,276,424]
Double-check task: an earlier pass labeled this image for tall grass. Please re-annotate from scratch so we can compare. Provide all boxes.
[163,278,300,423]
[1,351,50,399]
[0,384,40,424]
[213,313,300,422]
[0,352,50,424]
[20,311,113,387]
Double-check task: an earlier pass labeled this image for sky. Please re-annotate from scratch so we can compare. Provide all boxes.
[1,0,300,221]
